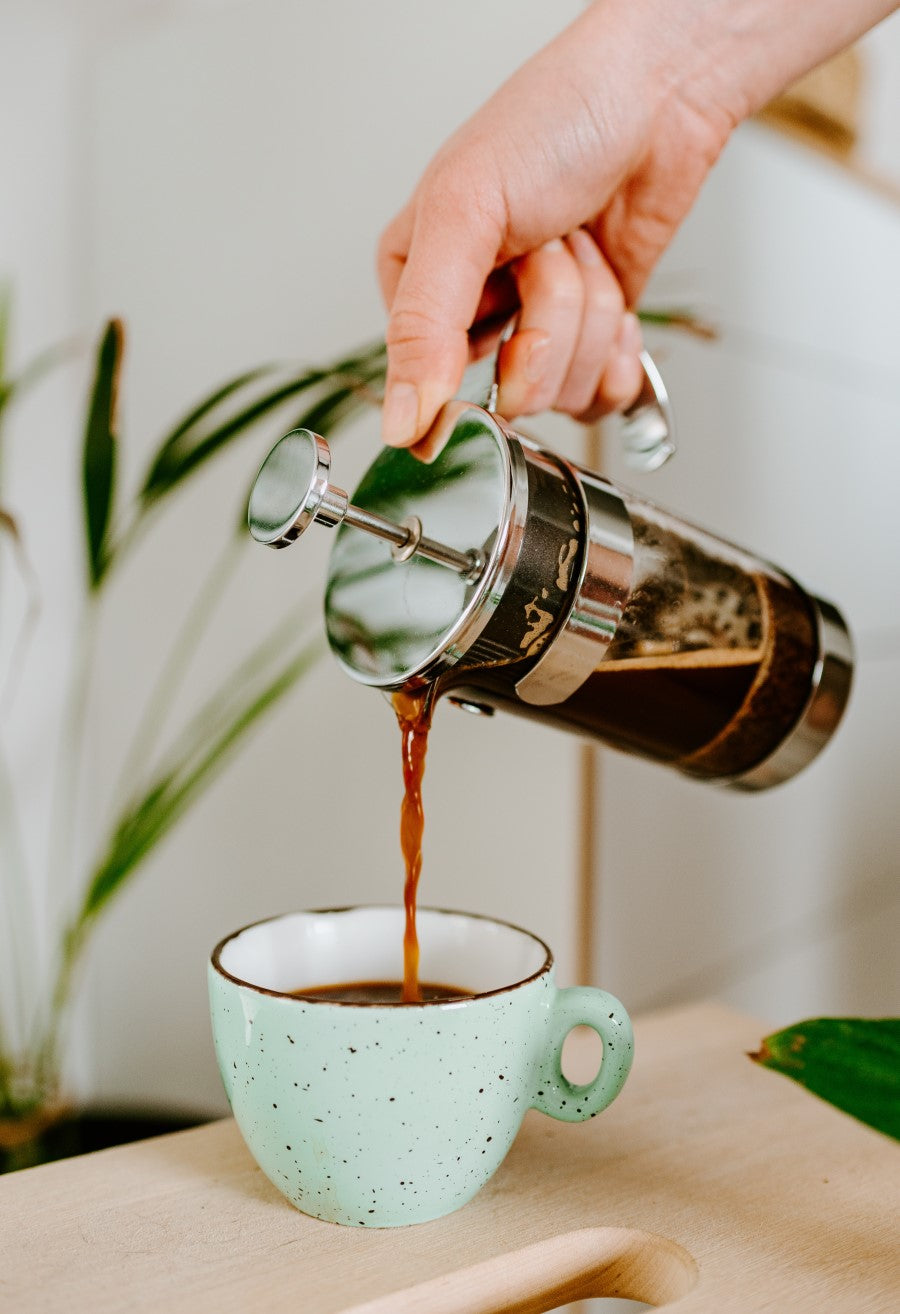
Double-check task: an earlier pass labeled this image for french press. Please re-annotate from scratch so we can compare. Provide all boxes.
[247,346,852,789]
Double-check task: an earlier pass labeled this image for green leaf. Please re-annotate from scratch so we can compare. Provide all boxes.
[152,365,278,450]
[82,320,123,587]
[750,1017,900,1141]
[140,368,321,505]
[287,378,374,437]
[0,505,42,713]
[637,306,718,340]
[77,627,323,927]
[0,282,10,392]
[138,340,386,510]
[232,367,385,533]
[0,339,79,438]
[0,504,19,542]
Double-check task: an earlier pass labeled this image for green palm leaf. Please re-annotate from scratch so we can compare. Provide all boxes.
[79,625,323,927]
[751,1017,900,1141]
[233,366,386,532]
[138,340,386,510]
[82,320,123,587]
[286,379,372,437]
[140,368,324,506]
[0,283,10,418]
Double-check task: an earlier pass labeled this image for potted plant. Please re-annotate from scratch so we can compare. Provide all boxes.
[0,298,388,1169]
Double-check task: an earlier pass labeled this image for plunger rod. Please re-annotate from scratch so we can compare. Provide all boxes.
[340,501,483,580]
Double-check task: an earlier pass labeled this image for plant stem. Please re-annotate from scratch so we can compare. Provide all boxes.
[0,519,42,718]
[32,919,85,1108]
[39,598,99,1062]
[111,533,244,816]
[0,745,35,1110]
[149,602,317,786]
[42,622,323,1077]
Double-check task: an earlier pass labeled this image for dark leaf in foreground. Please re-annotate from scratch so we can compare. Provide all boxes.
[750,1017,900,1142]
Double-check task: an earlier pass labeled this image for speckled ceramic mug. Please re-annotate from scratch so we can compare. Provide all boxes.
[209,907,633,1227]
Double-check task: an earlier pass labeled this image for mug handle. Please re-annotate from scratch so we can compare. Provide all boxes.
[532,987,634,1122]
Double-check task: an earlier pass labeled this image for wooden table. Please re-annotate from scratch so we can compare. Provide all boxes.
[2,1004,897,1312]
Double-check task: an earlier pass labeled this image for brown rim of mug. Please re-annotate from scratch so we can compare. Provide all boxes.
[210,905,554,1006]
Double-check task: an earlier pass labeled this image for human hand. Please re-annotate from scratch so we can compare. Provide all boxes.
[378,0,897,456]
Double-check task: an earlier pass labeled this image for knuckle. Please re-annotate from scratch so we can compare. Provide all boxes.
[523,379,562,416]
[586,282,625,319]
[385,304,459,376]
[557,378,599,418]
[420,154,505,240]
[518,250,583,308]
[548,283,585,314]
[598,368,640,412]
[386,304,445,347]
[377,226,401,269]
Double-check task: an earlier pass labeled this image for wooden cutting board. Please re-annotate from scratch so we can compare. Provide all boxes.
[1,1004,897,1312]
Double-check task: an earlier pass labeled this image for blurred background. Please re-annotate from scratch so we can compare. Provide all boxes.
[1,0,898,1191]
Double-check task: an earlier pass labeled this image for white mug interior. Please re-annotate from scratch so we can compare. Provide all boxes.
[214,906,550,998]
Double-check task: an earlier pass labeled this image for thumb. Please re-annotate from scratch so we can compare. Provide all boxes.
[380,184,502,448]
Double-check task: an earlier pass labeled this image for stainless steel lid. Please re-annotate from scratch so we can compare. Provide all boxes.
[325,403,524,687]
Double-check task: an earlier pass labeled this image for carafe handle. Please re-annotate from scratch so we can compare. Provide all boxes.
[458,318,676,472]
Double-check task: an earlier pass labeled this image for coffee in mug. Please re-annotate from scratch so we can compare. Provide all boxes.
[289,981,473,1004]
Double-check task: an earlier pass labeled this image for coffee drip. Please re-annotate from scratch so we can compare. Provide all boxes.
[392,686,434,1001]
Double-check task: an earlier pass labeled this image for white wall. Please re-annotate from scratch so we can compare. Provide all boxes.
[0,0,93,1089]
[597,120,900,1024]
[2,1,898,1130]
[859,16,900,179]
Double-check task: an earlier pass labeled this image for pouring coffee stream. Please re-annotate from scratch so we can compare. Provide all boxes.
[248,348,853,999]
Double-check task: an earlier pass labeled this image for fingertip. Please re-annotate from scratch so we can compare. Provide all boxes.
[381,376,458,456]
[599,350,644,413]
[381,381,420,447]
[407,433,445,464]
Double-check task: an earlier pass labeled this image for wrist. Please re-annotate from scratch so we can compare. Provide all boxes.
[586,0,899,131]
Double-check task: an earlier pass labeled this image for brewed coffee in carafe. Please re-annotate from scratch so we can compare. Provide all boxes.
[248,355,852,790]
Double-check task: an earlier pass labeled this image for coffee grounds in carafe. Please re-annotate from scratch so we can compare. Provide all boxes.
[548,523,770,763]
[679,573,817,777]
[556,507,820,775]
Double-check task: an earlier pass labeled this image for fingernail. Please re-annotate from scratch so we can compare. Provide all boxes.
[541,238,566,253]
[568,228,602,266]
[618,311,643,356]
[382,382,420,446]
[524,333,551,383]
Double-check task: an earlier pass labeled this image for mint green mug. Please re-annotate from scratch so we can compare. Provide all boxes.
[209,907,633,1227]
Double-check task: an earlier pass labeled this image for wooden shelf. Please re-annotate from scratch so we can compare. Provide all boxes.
[755,48,900,210]
[2,1004,897,1312]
